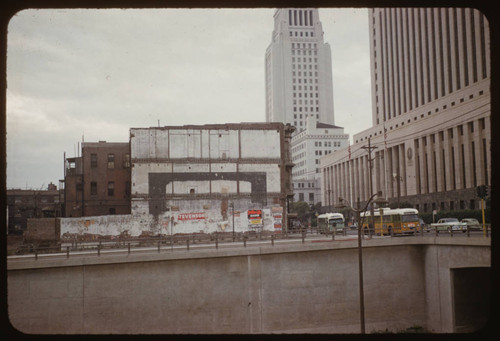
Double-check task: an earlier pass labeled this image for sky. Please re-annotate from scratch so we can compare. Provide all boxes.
[6,8,372,190]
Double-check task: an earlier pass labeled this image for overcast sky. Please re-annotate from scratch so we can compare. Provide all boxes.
[6,8,371,189]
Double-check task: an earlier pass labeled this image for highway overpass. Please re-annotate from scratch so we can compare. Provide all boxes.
[7,235,491,334]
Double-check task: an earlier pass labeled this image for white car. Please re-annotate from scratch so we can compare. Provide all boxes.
[461,218,481,231]
[431,218,467,232]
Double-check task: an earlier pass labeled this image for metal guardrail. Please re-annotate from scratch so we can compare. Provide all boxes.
[9,224,491,260]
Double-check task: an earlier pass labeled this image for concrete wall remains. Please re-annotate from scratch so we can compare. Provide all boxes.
[60,207,283,238]
[128,123,294,234]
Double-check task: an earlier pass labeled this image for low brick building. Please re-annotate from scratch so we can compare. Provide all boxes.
[7,184,62,235]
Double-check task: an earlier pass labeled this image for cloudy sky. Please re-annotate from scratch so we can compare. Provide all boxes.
[6,8,371,189]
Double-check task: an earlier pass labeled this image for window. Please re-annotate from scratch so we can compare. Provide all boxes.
[91,182,97,195]
[91,153,98,168]
[107,154,115,169]
[108,182,115,196]
[123,154,130,168]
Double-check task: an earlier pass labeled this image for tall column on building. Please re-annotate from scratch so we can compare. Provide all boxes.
[265,8,335,129]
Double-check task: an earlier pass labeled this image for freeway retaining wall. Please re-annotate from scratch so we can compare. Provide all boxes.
[7,237,490,334]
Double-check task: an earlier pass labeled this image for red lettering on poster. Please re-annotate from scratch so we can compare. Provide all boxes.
[178,212,206,221]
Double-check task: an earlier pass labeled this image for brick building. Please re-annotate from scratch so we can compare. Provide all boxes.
[6,183,62,235]
[63,141,131,217]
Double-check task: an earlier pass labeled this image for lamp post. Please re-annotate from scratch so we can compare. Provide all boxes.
[336,191,387,334]
[229,202,235,240]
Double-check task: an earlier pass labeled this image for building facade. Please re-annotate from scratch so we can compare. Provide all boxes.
[63,141,131,217]
[321,8,491,214]
[265,8,345,204]
[291,116,349,203]
[7,183,62,235]
[130,123,295,234]
[265,8,335,128]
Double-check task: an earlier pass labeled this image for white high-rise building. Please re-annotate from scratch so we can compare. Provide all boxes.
[265,8,335,129]
[265,8,348,205]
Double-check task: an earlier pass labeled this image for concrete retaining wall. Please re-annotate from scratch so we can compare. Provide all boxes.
[7,237,490,334]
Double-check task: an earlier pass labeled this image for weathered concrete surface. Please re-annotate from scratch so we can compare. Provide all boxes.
[7,237,490,334]
[60,208,282,239]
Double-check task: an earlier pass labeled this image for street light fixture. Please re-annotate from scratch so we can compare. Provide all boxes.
[335,191,387,334]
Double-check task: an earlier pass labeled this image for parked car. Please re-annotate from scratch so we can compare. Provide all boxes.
[461,218,481,231]
[430,218,467,233]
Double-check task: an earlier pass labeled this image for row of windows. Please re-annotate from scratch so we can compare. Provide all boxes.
[292,71,319,77]
[315,150,333,156]
[90,153,131,169]
[294,113,318,120]
[293,85,318,91]
[80,181,131,197]
[291,49,318,56]
[288,9,314,27]
[295,182,315,188]
[11,195,60,204]
[293,78,318,84]
[292,139,342,155]
[292,57,317,63]
[315,141,341,147]
[294,106,319,112]
[289,31,314,37]
[292,43,318,49]
[294,100,319,106]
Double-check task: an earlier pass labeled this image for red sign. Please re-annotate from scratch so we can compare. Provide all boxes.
[248,210,263,226]
[178,212,206,221]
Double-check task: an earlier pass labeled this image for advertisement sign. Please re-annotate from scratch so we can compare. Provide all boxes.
[248,209,263,227]
[178,212,206,221]
[272,207,283,232]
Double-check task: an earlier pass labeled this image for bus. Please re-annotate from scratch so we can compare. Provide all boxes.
[360,208,420,235]
[317,213,345,234]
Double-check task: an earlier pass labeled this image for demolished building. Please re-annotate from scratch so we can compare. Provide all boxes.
[130,122,295,234]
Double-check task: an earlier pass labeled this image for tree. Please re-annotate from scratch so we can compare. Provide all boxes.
[290,201,311,222]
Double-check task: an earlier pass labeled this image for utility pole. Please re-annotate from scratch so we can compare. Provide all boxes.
[361,138,378,233]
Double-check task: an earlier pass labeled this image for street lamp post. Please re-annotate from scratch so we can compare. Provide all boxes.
[336,191,387,334]
[229,202,235,240]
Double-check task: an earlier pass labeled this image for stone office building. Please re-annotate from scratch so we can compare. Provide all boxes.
[321,8,491,213]
[130,122,295,234]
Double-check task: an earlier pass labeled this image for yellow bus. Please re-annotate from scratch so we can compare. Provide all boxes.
[361,208,420,235]
[317,213,345,234]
